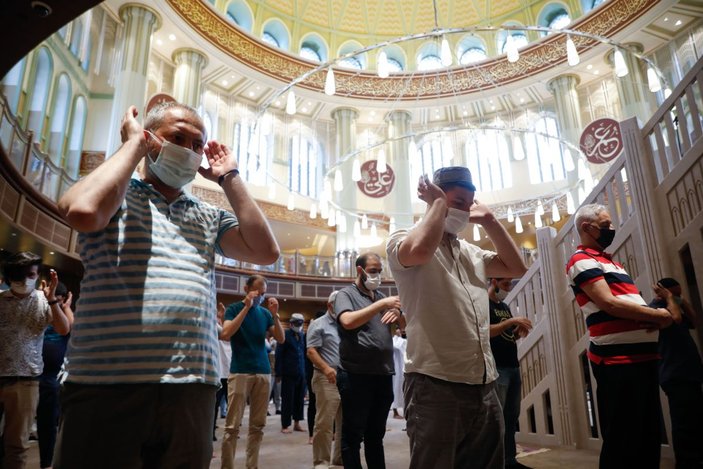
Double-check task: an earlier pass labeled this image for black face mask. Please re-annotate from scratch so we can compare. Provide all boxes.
[595,228,616,250]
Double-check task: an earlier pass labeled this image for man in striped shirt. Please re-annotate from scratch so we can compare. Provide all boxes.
[54,102,280,468]
[566,203,675,469]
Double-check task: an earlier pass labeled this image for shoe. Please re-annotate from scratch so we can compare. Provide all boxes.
[29,432,38,441]
[275,410,281,415]
[506,462,532,469]
[267,411,271,416]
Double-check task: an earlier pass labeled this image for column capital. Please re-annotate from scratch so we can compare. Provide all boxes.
[385,110,412,123]
[119,3,162,31]
[331,107,359,121]
[172,48,209,69]
[546,74,580,94]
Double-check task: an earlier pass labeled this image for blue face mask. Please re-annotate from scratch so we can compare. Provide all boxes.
[251,294,265,308]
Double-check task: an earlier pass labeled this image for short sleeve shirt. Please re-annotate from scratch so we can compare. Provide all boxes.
[226,301,274,374]
[0,290,51,376]
[386,228,498,384]
[335,284,394,375]
[489,300,519,368]
[306,313,340,370]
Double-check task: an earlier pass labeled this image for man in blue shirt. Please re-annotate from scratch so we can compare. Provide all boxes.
[276,312,307,433]
[220,274,285,469]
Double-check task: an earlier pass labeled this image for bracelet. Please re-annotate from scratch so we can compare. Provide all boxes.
[48,299,60,306]
[218,169,239,186]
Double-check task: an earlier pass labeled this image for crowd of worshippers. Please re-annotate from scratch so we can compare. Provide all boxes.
[1,100,701,469]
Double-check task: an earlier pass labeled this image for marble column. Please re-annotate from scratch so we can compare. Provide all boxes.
[547,74,581,205]
[172,48,208,109]
[331,107,359,257]
[387,110,413,229]
[608,43,656,123]
[105,4,161,155]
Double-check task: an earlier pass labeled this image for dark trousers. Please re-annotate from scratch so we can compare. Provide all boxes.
[280,374,305,428]
[496,367,522,465]
[337,369,394,469]
[661,380,703,469]
[54,383,216,469]
[213,378,229,438]
[404,372,504,469]
[37,337,67,468]
[307,373,316,438]
[591,360,662,469]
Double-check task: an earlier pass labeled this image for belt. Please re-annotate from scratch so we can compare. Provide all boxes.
[0,376,39,387]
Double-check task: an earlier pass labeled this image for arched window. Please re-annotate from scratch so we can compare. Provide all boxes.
[338,56,362,69]
[69,19,83,56]
[410,136,454,185]
[25,48,53,139]
[387,57,403,73]
[416,42,443,71]
[581,0,605,12]
[524,116,567,183]
[459,47,487,65]
[338,41,366,70]
[538,4,571,35]
[48,74,72,162]
[379,45,405,73]
[262,19,290,50]
[465,130,512,191]
[226,0,253,32]
[300,35,327,62]
[289,134,320,197]
[499,32,529,54]
[1,58,26,113]
[65,96,87,178]
[232,118,272,184]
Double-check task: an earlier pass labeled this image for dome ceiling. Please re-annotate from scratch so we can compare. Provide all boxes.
[250,0,539,38]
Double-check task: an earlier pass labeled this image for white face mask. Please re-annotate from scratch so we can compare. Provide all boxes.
[146,131,202,188]
[10,277,37,295]
[363,269,382,291]
[495,288,509,301]
[291,325,303,333]
[444,207,470,235]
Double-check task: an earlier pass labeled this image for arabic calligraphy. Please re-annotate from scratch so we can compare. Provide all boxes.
[579,118,624,164]
[357,160,395,198]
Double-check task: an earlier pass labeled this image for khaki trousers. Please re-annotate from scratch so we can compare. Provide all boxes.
[0,379,39,469]
[221,374,270,469]
[311,369,342,468]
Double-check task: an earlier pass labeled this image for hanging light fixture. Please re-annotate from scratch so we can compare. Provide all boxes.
[515,215,523,234]
[647,66,662,93]
[512,135,524,161]
[353,219,361,237]
[664,88,672,98]
[377,147,387,173]
[361,213,369,230]
[408,139,418,160]
[334,169,343,192]
[505,34,519,63]
[389,216,396,233]
[536,200,545,216]
[473,224,481,241]
[507,206,514,222]
[338,211,347,232]
[566,36,579,66]
[309,203,317,219]
[551,202,561,222]
[286,89,296,115]
[351,158,362,181]
[328,209,336,227]
[613,49,629,77]
[566,192,576,214]
[578,186,587,205]
[563,148,576,172]
[324,67,336,96]
[370,223,378,238]
[377,50,389,78]
[287,193,295,211]
[534,211,543,228]
[320,198,329,219]
[440,36,452,66]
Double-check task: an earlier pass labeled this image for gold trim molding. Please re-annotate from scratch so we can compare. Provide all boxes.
[166,0,658,100]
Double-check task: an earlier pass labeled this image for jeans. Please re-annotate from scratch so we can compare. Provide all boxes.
[54,382,216,469]
[404,372,504,469]
[661,380,703,469]
[591,360,661,469]
[280,374,305,428]
[337,369,394,469]
[496,367,522,465]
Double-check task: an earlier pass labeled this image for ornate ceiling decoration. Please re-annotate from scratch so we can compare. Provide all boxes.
[168,0,658,100]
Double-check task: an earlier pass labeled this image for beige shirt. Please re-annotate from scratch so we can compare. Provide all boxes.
[386,228,498,385]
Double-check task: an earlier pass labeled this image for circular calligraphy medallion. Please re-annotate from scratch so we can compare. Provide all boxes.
[579,118,624,164]
[357,160,395,198]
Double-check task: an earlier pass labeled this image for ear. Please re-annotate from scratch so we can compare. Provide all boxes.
[356,265,364,276]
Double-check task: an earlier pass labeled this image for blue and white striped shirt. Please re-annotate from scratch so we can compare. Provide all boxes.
[66,179,238,385]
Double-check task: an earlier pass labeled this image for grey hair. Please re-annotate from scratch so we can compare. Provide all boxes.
[143,101,205,137]
[574,203,608,234]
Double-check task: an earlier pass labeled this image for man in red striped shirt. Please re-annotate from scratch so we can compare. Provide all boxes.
[566,203,675,469]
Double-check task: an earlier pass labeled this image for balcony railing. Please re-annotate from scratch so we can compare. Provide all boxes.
[0,94,78,202]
